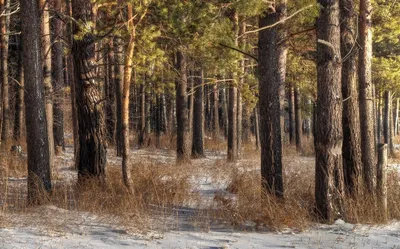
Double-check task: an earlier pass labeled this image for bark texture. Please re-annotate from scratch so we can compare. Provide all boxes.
[315,0,345,222]
[175,50,190,162]
[192,69,205,158]
[340,0,362,196]
[359,0,375,193]
[21,0,52,203]
[258,2,286,197]
[71,0,107,180]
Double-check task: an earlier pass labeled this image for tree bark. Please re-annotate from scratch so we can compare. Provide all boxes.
[258,1,285,197]
[192,69,205,158]
[254,106,260,150]
[115,38,123,156]
[227,12,238,162]
[138,79,146,147]
[384,91,390,146]
[52,0,65,152]
[40,0,55,167]
[121,4,135,189]
[340,0,362,196]
[212,84,220,139]
[288,84,295,145]
[175,50,190,162]
[0,0,10,143]
[394,98,399,136]
[315,0,345,222]
[359,0,375,193]
[21,0,52,203]
[13,50,24,141]
[71,0,107,180]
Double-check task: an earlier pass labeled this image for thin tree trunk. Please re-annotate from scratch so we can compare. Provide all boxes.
[192,68,205,158]
[72,0,107,180]
[394,98,399,136]
[188,73,194,137]
[21,0,52,203]
[340,0,362,196]
[221,87,228,139]
[1,0,10,143]
[40,0,55,167]
[212,84,220,139]
[115,38,123,156]
[121,4,135,189]
[288,84,295,144]
[175,50,190,162]
[52,0,65,152]
[138,80,146,147]
[227,12,238,162]
[377,93,382,144]
[315,0,345,222]
[254,106,260,150]
[294,86,302,153]
[359,0,375,193]
[13,51,24,141]
[258,1,285,197]
[384,91,390,146]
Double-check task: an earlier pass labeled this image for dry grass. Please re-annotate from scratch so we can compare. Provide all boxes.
[1,135,400,233]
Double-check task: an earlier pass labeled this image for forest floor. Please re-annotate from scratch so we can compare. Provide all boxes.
[1,142,400,248]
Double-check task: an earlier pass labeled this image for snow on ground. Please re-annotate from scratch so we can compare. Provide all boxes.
[1,147,400,248]
[1,219,400,248]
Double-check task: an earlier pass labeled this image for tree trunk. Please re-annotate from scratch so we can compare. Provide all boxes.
[227,12,238,162]
[175,50,190,162]
[340,0,362,196]
[288,84,295,145]
[1,0,10,143]
[254,106,260,150]
[258,1,285,198]
[212,84,220,139]
[221,87,228,139]
[315,0,345,222]
[121,4,135,189]
[384,91,390,146]
[294,86,302,153]
[52,0,65,153]
[377,93,382,144]
[188,74,194,137]
[21,0,52,203]
[192,69,205,158]
[40,0,55,167]
[13,51,24,141]
[105,41,116,142]
[394,98,399,136]
[71,0,107,180]
[115,38,123,156]
[359,0,375,193]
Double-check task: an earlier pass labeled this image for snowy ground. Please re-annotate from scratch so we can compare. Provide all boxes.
[1,218,400,248]
[1,146,400,249]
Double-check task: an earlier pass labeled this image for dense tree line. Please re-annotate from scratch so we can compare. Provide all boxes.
[0,0,398,222]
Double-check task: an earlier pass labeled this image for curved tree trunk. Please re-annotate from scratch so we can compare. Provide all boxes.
[258,1,286,198]
[340,0,362,196]
[20,0,52,204]
[71,0,107,180]
[315,0,345,222]
[359,0,375,193]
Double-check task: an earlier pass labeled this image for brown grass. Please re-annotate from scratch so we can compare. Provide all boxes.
[1,135,400,232]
